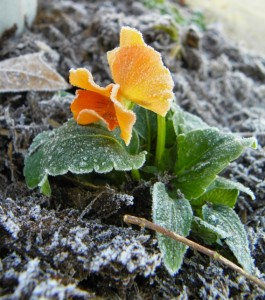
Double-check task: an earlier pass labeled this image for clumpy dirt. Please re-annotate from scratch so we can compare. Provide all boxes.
[0,0,264,299]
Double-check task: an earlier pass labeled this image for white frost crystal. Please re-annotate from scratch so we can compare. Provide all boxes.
[90,235,161,276]
[0,199,20,239]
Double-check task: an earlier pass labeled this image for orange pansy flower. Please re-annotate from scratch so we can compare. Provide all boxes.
[69,68,136,145]
[107,26,174,116]
[69,26,174,145]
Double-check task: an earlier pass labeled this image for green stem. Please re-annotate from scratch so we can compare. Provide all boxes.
[155,115,166,167]
[145,110,151,160]
[131,169,141,181]
[120,95,135,110]
[128,102,135,110]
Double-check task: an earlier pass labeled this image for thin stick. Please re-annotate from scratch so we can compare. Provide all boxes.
[123,214,265,291]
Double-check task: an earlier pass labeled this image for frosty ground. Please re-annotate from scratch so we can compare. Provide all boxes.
[0,0,264,299]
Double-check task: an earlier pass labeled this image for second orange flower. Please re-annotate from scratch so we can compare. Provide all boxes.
[70,26,174,145]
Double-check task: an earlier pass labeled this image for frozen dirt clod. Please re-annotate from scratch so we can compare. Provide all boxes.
[0,0,265,299]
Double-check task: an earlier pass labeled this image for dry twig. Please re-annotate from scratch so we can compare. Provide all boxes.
[124,214,265,291]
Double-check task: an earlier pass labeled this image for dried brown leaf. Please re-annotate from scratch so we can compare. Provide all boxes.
[0,52,70,92]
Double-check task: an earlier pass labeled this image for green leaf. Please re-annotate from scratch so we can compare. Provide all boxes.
[192,187,239,208]
[154,23,179,42]
[24,119,146,196]
[134,106,157,149]
[152,182,193,275]
[39,175,51,196]
[192,216,230,245]
[165,108,177,148]
[141,165,158,174]
[191,176,255,208]
[202,204,255,273]
[172,104,209,135]
[126,128,140,155]
[161,144,177,173]
[214,177,255,199]
[142,0,185,26]
[174,128,256,199]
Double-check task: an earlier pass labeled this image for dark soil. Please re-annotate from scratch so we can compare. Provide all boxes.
[0,0,264,299]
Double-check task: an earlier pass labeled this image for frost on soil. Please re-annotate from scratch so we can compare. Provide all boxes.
[0,197,161,298]
[0,0,265,298]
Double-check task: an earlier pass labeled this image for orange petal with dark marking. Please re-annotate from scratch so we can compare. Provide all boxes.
[69,69,136,145]
[71,89,119,131]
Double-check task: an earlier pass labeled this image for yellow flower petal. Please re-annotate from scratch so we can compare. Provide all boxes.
[76,109,100,125]
[107,27,174,116]
[120,26,145,47]
[69,68,112,97]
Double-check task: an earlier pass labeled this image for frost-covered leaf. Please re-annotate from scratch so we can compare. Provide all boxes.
[24,119,146,196]
[213,177,255,200]
[192,216,230,245]
[174,128,257,199]
[191,176,255,208]
[0,52,70,92]
[172,104,209,135]
[152,182,193,275]
[202,204,255,273]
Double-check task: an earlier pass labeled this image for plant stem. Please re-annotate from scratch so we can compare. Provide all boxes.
[145,110,151,155]
[123,214,265,291]
[131,169,141,181]
[155,115,166,167]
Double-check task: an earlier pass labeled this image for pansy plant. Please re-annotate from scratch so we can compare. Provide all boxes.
[24,27,257,276]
